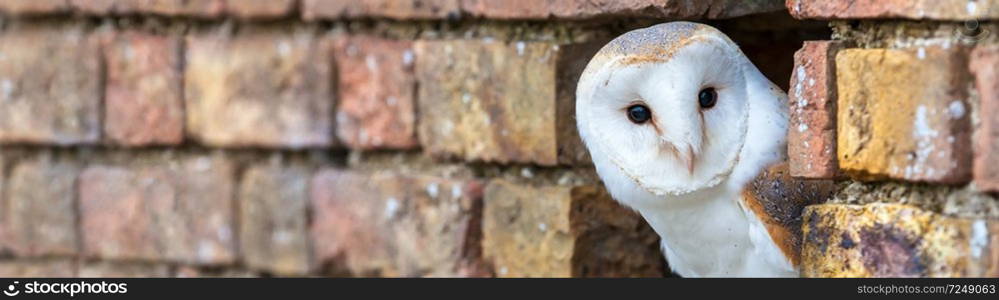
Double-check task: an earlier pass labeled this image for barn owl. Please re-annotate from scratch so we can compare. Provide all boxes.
[576,22,832,277]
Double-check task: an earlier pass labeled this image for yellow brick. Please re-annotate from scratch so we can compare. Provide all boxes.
[802,203,999,277]
[482,180,664,277]
[836,47,971,184]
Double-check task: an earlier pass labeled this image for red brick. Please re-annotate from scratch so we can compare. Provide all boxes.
[0,25,101,145]
[133,0,224,17]
[482,180,664,277]
[185,27,334,149]
[226,0,296,18]
[72,0,278,17]
[415,40,600,165]
[836,47,972,184]
[302,0,460,20]
[239,164,311,275]
[787,0,999,20]
[0,157,79,257]
[972,45,999,192]
[0,260,77,277]
[0,0,70,15]
[311,169,487,277]
[78,262,171,278]
[65,0,226,16]
[788,41,844,179]
[102,31,184,146]
[462,0,784,19]
[174,266,256,277]
[333,35,418,150]
[68,0,120,14]
[78,156,236,265]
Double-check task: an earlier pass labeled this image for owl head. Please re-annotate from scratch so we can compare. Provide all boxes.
[576,22,766,204]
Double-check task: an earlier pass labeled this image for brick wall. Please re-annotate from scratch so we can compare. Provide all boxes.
[0,0,993,278]
[0,0,806,278]
[786,0,999,277]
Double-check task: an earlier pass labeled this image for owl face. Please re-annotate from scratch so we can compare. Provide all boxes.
[576,22,752,199]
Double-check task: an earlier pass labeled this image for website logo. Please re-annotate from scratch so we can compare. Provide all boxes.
[957,20,991,43]
[3,281,18,297]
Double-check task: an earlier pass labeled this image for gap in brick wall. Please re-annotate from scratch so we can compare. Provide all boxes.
[830,180,999,219]
[0,146,348,171]
[831,20,999,49]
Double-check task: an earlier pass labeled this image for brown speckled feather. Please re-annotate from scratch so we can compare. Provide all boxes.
[740,163,836,266]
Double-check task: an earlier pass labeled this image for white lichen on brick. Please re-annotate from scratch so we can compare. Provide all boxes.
[365,55,378,71]
[793,65,807,111]
[402,49,414,66]
[383,197,400,219]
[521,167,534,178]
[1,79,13,99]
[970,219,988,258]
[947,100,965,119]
[907,105,939,179]
[426,182,439,198]
[277,41,291,57]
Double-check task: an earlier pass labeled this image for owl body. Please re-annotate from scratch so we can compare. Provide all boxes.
[576,22,805,277]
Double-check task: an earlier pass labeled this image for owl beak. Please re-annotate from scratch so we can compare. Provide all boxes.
[658,140,697,175]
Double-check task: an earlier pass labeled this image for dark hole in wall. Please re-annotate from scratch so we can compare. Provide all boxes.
[710,11,832,91]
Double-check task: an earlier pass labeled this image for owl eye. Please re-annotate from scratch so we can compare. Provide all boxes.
[626,104,652,124]
[698,87,717,109]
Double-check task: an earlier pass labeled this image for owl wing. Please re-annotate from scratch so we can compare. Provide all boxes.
[739,162,836,267]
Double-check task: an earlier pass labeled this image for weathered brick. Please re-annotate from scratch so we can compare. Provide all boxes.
[0,25,101,145]
[311,170,487,277]
[836,47,972,184]
[788,41,844,179]
[73,0,287,17]
[174,266,256,277]
[226,0,296,18]
[302,0,460,20]
[333,35,418,150]
[185,27,334,148]
[787,0,999,20]
[68,0,117,14]
[78,262,171,278]
[102,31,184,146]
[462,0,784,20]
[133,0,224,17]
[239,164,311,275]
[78,156,236,265]
[482,180,664,277]
[0,157,79,257]
[802,203,999,277]
[0,260,77,277]
[415,40,600,166]
[971,45,999,193]
[0,0,70,15]
[67,0,222,16]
